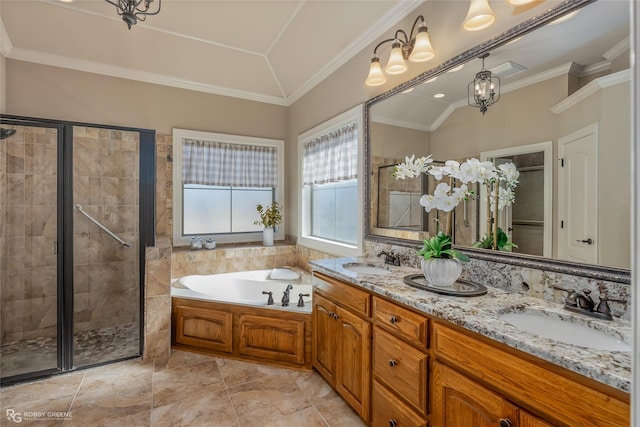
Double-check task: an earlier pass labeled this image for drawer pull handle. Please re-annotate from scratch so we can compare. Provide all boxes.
[499,419,513,427]
[389,359,397,367]
[389,419,398,427]
[389,316,398,324]
[328,312,335,319]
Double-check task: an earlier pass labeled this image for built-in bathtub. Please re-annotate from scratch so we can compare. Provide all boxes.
[170,269,314,369]
[171,269,313,312]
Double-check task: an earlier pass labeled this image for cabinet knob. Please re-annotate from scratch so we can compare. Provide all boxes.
[389,359,397,367]
[499,419,513,427]
[388,419,397,427]
[389,316,398,324]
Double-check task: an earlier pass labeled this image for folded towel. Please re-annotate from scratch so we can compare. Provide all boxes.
[270,268,301,281]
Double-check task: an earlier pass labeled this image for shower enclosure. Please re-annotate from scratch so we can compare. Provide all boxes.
[0,116,155,385]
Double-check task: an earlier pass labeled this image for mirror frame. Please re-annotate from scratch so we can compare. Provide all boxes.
[364,0,630,284]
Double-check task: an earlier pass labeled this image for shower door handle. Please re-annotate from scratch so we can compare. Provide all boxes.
[74,204,132,248]
[53,241,59,254]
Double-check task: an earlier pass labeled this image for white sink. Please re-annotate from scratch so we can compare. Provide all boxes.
[342,262,392,275]
[498,310,631,352]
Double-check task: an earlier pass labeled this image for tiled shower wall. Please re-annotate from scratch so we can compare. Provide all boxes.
[72,127,140,334]
[1,126,58,344]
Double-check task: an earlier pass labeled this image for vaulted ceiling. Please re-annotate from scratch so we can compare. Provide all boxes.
[0,1,629,109]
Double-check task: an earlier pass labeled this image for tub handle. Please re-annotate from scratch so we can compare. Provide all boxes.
[297,293,310,308]
[262,291,274,305]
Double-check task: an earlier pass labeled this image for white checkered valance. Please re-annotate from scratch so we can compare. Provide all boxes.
[182,139,277,188]
[303,122,358,185]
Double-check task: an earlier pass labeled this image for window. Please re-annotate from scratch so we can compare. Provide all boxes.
[298,105,363,256]
[173,129,284,246]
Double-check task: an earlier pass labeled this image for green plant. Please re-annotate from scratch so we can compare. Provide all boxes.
[418,231,470,262]
[473,227,518,251]
[253,202,282,228]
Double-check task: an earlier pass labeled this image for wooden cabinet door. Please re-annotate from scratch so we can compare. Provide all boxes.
[432,362,518,427]
[312,293,337,384]
[238,314,306,364]
[335,305,371,422]
[173,304,233,353]
[520,410,555,427]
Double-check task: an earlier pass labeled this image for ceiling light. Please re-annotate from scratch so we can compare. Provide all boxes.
[448,64,465,73]
[506,0,537,6]
[402,88,415,94]
[104,0,162,30]
[365,15,436,86]
[59,0,74,2]
[424,77,438,84]
[468,53,500,115]
[463,0,496,32]
[433,93,445,99]
[549,9,580,25]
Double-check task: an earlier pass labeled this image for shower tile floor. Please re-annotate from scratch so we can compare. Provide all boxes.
[0,349,366,427]
[1,324,140,379]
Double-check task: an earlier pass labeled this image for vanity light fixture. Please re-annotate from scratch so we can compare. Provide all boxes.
[463,0,496,32]
[468,53,500,115]
[104,0,162,30]
[365,15,436,86]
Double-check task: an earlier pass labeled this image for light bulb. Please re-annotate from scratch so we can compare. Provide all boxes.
[409,24,435,63]
[385,42,408,75]
[463,0,496,32]
[365,57,387,86]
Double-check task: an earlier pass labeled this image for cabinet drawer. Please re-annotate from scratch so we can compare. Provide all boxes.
[372,380,427,427]
[373,327,428,415]
[373,296,428,348]
[433,322,629,427]
[313,272,371,317]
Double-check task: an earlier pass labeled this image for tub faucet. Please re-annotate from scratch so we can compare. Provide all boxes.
[262,291,274,305]
[297,293,310,308]
[281,284,294,306]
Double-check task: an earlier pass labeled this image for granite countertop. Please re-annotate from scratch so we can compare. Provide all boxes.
[309,257,631,393]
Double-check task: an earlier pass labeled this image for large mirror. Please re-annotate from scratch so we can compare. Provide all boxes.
[365,0,631,279]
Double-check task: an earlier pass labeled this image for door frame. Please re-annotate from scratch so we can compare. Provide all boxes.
[480,141,553,257]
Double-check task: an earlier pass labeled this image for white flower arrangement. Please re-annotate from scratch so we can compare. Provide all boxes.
[393,154,520,251]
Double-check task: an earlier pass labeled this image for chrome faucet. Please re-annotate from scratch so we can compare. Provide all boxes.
[281,284,294,306]
[552,287,623,321]
[377,250,401,266]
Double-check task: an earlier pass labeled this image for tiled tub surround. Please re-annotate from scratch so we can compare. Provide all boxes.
[310,257,631,393]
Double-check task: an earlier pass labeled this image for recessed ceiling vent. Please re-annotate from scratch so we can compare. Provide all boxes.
[490,61,527,78]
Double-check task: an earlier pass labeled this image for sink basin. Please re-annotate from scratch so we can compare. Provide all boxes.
[498,309,631,352]
[342,262,392,275]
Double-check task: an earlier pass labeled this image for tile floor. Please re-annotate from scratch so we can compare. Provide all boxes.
[0,350,366,427]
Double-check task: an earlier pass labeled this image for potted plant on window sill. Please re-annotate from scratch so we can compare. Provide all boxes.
[254,202,282,247]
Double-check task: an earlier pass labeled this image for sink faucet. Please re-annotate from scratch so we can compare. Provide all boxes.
[377,250,401,266]
[281,284,294,306]
[552,287,621,321]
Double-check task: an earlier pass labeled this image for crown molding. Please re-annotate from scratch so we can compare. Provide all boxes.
[603,36,630,62]
[371,114,431,132]
[0,17,12,57]
[550,68,631,114]
[8,47,289,106]
[285,0,423,105]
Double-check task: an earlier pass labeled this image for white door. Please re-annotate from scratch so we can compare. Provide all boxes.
[557,123,599,264]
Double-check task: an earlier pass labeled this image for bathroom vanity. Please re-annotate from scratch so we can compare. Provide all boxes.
[310,258,630,427]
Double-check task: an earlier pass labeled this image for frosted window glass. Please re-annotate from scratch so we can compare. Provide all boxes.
[232,189,274,232]
[310,180,357,245]
[183,188,230,234]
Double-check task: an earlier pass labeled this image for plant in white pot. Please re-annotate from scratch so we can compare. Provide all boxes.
[394,155,519,287]
[254,202,282,247]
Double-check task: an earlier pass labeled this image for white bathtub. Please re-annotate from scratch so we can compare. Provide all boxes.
[171,269,313,313]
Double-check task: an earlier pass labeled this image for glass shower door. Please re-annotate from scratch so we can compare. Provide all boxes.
[72,126,141,368]
[1,121,61,381]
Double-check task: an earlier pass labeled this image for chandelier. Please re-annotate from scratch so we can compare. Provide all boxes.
[104,0,162,30]
[365,15,436,87]
[468,53,500,115]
